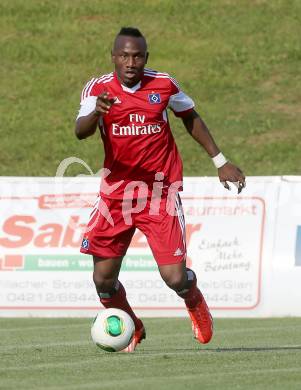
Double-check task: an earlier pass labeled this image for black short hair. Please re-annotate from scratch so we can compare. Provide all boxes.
[118,27,144,38]
[113,27,147,52]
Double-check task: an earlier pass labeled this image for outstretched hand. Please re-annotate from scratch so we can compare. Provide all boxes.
[218,162,246,194]
[95,92,116,116]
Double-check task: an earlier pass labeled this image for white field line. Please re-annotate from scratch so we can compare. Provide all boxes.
[2,367,301,390]
[0,320,170,333]
[215,324,301,334]
[0,358,99,372]
[1,322,300,335]
[153,324,301,337]
[0,340,91,352]
[1,339,300,353]
[1,348,301,372]
[1,324,301,350]
[0,322,88,333]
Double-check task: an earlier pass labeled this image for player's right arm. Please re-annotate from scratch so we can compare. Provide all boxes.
[75,92,114,140]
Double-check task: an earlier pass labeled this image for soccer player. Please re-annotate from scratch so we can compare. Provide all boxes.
[75,27,245,352]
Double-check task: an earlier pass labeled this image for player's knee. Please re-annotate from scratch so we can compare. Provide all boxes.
[162,272,186,292]
[93,272,116,293]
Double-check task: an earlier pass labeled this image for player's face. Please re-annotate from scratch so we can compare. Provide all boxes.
[112,36,148,88]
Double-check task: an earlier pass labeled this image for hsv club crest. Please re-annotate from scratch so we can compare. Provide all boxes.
[148,93,161,104]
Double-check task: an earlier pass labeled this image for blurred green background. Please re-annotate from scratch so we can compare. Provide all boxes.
[1,0,300,177]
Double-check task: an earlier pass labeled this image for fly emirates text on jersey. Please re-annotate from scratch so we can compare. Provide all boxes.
[112,114,161,136]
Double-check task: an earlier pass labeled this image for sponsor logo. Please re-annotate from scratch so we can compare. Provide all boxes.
[81,238,89,250]
[174,248,183,256]
[0,215,85,249]
[112,123,161,136]
[112,113,162,136]
[148,93,161,104]
[0,255,157,272]
[295,226,301,266]
[113,97,121,104]
[0,255,24,271]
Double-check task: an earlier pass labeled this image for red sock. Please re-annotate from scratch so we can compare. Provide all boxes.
[99,281,143,331]
[177,269,202,309]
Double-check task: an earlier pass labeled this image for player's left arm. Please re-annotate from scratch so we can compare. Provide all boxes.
[182,109,246,193]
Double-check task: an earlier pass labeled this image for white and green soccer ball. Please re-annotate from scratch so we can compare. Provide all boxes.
[91,308,135,352]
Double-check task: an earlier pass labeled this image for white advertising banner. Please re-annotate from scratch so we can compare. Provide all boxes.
[185,196,264,310]
[268,177,301,315]
[0,176,300,317]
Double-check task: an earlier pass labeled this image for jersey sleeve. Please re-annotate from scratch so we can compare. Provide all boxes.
[167,77,195,117]
[76,95,98,120]
[76,78,103,122]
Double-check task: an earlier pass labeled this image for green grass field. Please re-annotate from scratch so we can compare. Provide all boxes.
[1,0,301,177]
[1,2,301,389]
[1,317,301,390]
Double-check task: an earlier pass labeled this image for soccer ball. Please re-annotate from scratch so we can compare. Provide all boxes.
[91,308,135,352]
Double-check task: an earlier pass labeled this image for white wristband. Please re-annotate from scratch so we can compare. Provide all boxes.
[212,152,228,168]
